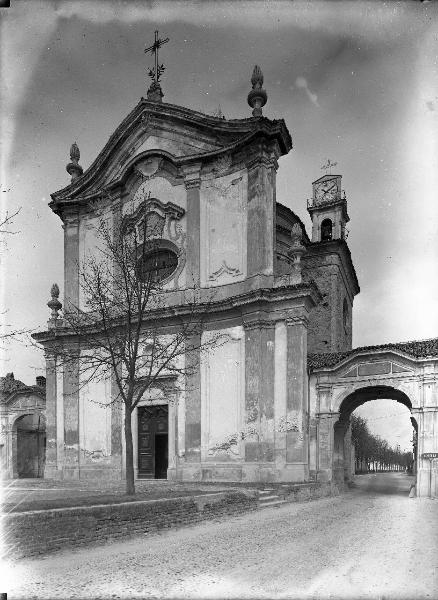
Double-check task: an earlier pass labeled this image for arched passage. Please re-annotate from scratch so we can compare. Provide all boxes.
[333,386,414,487]
[12,413,46,478]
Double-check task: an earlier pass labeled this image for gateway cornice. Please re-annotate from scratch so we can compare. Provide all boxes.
[308,344,438,374]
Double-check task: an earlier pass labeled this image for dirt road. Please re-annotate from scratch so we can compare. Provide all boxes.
[4,473,438,599]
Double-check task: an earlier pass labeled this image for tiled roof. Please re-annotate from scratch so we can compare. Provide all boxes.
[0,373,27,396]
[308,338,438,370]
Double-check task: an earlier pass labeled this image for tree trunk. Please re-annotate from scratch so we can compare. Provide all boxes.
[124,405,135,495]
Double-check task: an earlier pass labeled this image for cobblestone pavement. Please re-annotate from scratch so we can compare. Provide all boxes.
[4,473,438,599]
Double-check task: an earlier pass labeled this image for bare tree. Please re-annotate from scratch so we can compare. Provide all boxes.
[47,207,221,495]
[0,207,34,346]
[0,206,21,235]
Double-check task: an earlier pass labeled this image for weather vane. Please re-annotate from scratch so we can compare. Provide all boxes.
[144,30,169,84]
[321,159,338,175]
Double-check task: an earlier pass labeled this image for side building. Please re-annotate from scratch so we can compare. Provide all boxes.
[0,373,46,479]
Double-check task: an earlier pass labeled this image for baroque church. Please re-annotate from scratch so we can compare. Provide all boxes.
[32,45,438,496]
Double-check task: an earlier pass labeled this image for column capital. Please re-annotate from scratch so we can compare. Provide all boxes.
[62,210,80,228]
[243,319,275,331]
[183,162,202,189]
[286,315,309,328]
[44,348,58,362]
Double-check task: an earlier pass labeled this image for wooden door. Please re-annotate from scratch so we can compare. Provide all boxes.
[138,405,168,479]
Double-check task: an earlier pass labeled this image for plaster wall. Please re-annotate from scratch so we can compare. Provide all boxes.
[200,327,245,461]
[78,211,113,310]
[125,175,187,215]
[78,371,112,473]
[200,171,247,287]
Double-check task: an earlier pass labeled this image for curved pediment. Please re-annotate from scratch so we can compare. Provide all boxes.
[50,99,292,216]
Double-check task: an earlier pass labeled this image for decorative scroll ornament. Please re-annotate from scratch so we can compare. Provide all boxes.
[66,142,84,181]
[208,260,242,281]
[247,65,268,117]
[47,283,62,320]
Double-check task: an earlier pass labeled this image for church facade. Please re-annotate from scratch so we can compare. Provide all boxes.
[34,67,438,495]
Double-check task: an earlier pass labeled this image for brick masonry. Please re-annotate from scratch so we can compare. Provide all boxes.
[2,490,258,560]
[2,483,340,560]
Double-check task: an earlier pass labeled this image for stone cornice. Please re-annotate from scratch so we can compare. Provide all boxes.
[243,319,276,331]
[32,281,318,345]
[286,316,310,328]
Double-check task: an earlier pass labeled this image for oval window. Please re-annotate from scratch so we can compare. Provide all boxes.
[138,248,178,283]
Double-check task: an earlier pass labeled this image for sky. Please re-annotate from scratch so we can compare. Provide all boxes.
[1,0,437,450]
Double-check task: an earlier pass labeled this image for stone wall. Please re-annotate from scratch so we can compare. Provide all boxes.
[3,490,257,560]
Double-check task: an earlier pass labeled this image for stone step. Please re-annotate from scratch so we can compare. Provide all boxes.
[259,494,279,502]
[259,499,287,508]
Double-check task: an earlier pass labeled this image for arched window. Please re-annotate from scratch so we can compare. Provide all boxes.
[321,219,333,242]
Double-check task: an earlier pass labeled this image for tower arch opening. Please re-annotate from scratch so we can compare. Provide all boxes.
[321,219,333,241]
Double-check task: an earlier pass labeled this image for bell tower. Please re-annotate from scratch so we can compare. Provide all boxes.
[303,172,359,353]
[307,174,349,242]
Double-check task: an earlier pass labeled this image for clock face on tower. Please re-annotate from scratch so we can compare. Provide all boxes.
[314,178,339,204]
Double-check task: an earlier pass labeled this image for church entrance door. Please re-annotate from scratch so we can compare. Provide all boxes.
[137,405,168,479]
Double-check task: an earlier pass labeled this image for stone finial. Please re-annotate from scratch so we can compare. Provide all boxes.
[66,142,84,181]
[47,283,62,321]
[247,65,268,117]
[146,81,164,103]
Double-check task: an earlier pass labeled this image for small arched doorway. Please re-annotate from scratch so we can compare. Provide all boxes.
[333,386,415,487]
[13,413,46,478]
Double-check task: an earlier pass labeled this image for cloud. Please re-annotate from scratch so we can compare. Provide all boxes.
[294,76,320,107]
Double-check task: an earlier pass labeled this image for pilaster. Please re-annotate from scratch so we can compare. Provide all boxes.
[63,350,80,478]
[44,351,58,478]
[246,145,278,279]
[415,407,438,497]
[183,163,202,288]
[243,315,276,464]
[184,333,202,469]
[285,315,308,479]
[63,211,80,312]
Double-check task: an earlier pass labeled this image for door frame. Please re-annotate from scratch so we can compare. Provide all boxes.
[131,388,177,480]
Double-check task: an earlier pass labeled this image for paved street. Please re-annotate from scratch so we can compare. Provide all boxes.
[4,473,438,600]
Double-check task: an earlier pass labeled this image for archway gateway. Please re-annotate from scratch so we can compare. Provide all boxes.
[308,343,438,497]
[332,386,414,485]
[13,413,46,478]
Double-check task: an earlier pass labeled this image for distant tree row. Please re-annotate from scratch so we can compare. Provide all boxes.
[351,414,413,474]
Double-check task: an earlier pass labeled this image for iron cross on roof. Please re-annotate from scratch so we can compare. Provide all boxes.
[321,159,338,175]
[144,30,169,83]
